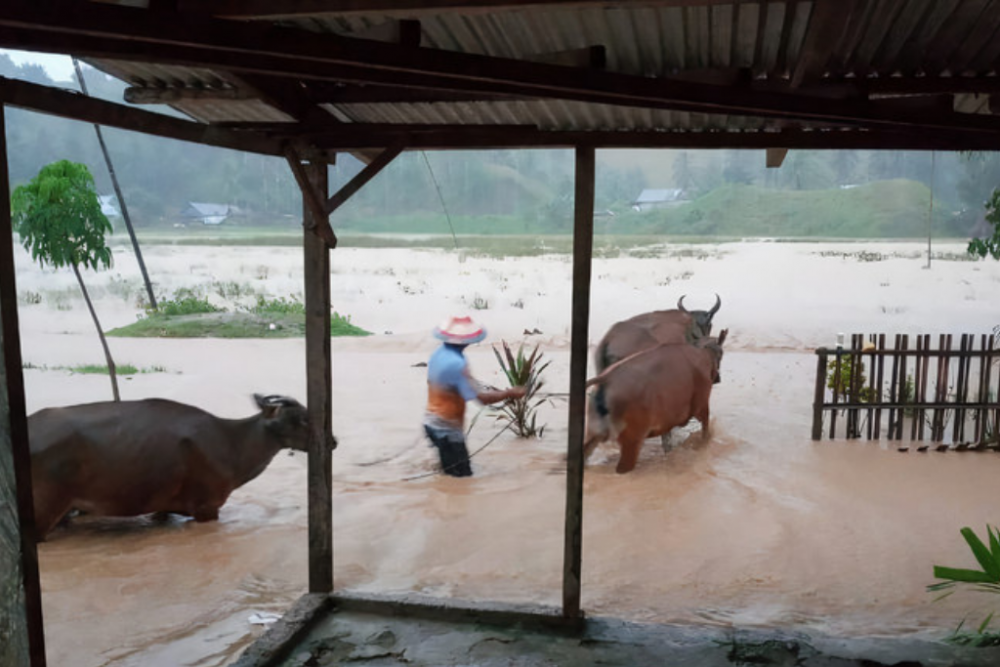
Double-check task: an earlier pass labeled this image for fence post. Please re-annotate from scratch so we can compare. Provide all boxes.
[813,348,828,440]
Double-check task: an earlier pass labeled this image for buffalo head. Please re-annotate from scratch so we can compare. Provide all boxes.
[253,394,337,452]
[677,293,721,340]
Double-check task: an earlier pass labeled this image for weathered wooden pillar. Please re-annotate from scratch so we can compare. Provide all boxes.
[0,104,47,665]
[302,160,333,594]
[563,146,594,620]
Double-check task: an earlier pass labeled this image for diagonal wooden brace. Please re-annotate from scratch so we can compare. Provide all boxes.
[284,144,338,249]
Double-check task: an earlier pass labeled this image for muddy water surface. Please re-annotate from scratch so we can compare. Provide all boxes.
[35,348,1000,666]
[22,241,1000,666]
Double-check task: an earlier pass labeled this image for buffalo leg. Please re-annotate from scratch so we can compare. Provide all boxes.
[615,423,648,474]
[696,406,711,440]
[582,435,602,462]
[33,492,74,540]
[192,507,220,522]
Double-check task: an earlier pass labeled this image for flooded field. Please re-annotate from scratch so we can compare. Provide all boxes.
[12,239,1000,666]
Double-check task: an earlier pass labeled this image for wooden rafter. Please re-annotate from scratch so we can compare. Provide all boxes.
[4,3,1000,137]
[0,76,284,155]
[791,0,858,88]
[124,81,523,105]
[179,0,781,19]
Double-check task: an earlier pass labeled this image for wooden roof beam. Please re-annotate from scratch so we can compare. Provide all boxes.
[256,124,1000,151]
[178,0,779,19]
[0,75,285,156]
[4,2,1000,136]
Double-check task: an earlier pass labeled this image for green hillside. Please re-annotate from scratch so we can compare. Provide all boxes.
[620,180,964,238]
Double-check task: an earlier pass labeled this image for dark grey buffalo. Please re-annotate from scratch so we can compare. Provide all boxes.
[584,330,727,474]
[594,293,722,373]
[29,394,333,539]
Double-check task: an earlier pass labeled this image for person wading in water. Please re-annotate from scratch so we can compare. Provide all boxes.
[424,316,526,477]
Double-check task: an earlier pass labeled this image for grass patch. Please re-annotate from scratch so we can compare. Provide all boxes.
[154,289,225,316]
[27,363,172,375]
[109,311,371,338]
[242,295,306,316]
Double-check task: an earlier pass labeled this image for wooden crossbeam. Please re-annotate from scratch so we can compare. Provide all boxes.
[259,125,1000,151]
[0,76,284,155]
[324,144,402,214]
[179,0,777,19]
[5,2,1000,136]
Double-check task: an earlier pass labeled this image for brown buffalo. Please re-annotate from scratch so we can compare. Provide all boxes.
[583,330,727,474]
[594,293,721,372]
[29,394,330,539]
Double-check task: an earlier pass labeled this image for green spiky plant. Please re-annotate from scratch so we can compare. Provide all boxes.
[928,525,1000,646]
[492,340,551,438]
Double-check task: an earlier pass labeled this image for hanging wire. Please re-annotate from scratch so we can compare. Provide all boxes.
[421,151,459,249]
[927,151,936,269]
[72,57,159,310]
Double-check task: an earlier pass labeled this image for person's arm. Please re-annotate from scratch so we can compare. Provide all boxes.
[476,385,527,405]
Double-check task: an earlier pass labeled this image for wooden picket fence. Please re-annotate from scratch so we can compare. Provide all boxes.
[812,332,1000,450]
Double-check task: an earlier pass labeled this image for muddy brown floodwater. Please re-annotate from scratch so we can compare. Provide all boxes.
[33,348,1000,667]
[19,241,1000,666]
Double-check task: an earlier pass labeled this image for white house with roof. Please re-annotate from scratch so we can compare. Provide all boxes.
[98,194,120,219]
[632,188,687,212]
[181,202,233,225]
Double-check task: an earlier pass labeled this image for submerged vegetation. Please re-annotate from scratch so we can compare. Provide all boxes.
[109,290,371,339]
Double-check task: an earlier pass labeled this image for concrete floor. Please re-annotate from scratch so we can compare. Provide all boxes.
[234,593,1000,667]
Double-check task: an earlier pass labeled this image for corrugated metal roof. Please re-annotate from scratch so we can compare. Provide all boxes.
[73,1,1000,145]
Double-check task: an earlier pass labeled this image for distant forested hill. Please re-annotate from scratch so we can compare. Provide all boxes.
[2,54,998,238]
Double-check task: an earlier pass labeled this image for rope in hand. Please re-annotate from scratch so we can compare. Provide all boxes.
[402,421,515,482]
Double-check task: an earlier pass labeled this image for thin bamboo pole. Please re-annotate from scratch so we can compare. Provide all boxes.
[72,58,157,311]
[812,349,828,440]
[874,333,886,438]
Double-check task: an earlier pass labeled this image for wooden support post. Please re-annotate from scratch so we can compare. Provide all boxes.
[286,146,338,249]
[0,103,47,666]
[812,348,827,440]
[563,146,594,621]
[302,159,333,594]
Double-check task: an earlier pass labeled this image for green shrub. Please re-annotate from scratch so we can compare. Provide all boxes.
[826,356,877,403]
[244,295,306,316]
[152,288,224,317]
[331,311,371,337]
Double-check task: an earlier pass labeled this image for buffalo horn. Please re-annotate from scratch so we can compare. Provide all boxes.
[709,293,721,316]
[677,295,688,313]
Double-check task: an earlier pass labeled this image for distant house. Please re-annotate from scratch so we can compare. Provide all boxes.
[632,188,686,212]
[98,194,120,219]
[181,202,234,225]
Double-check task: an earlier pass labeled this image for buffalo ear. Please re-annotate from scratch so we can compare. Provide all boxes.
[717,329,728,347]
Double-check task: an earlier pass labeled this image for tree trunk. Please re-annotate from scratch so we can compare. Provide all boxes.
[72,262,120,402]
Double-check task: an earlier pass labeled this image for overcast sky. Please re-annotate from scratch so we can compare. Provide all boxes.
[2,49,76,81]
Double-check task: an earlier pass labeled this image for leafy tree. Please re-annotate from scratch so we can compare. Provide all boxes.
[969,188,1000,260]
[12,160,122,401]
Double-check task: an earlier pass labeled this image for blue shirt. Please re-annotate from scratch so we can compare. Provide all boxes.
[425,344,478,431]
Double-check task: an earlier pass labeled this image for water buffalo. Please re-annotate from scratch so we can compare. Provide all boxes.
[594,293,721,372]
[583,330,727,474]
[29,394,330,539]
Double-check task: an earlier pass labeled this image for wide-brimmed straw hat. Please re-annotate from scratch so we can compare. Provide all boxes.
[433,315,486,345]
